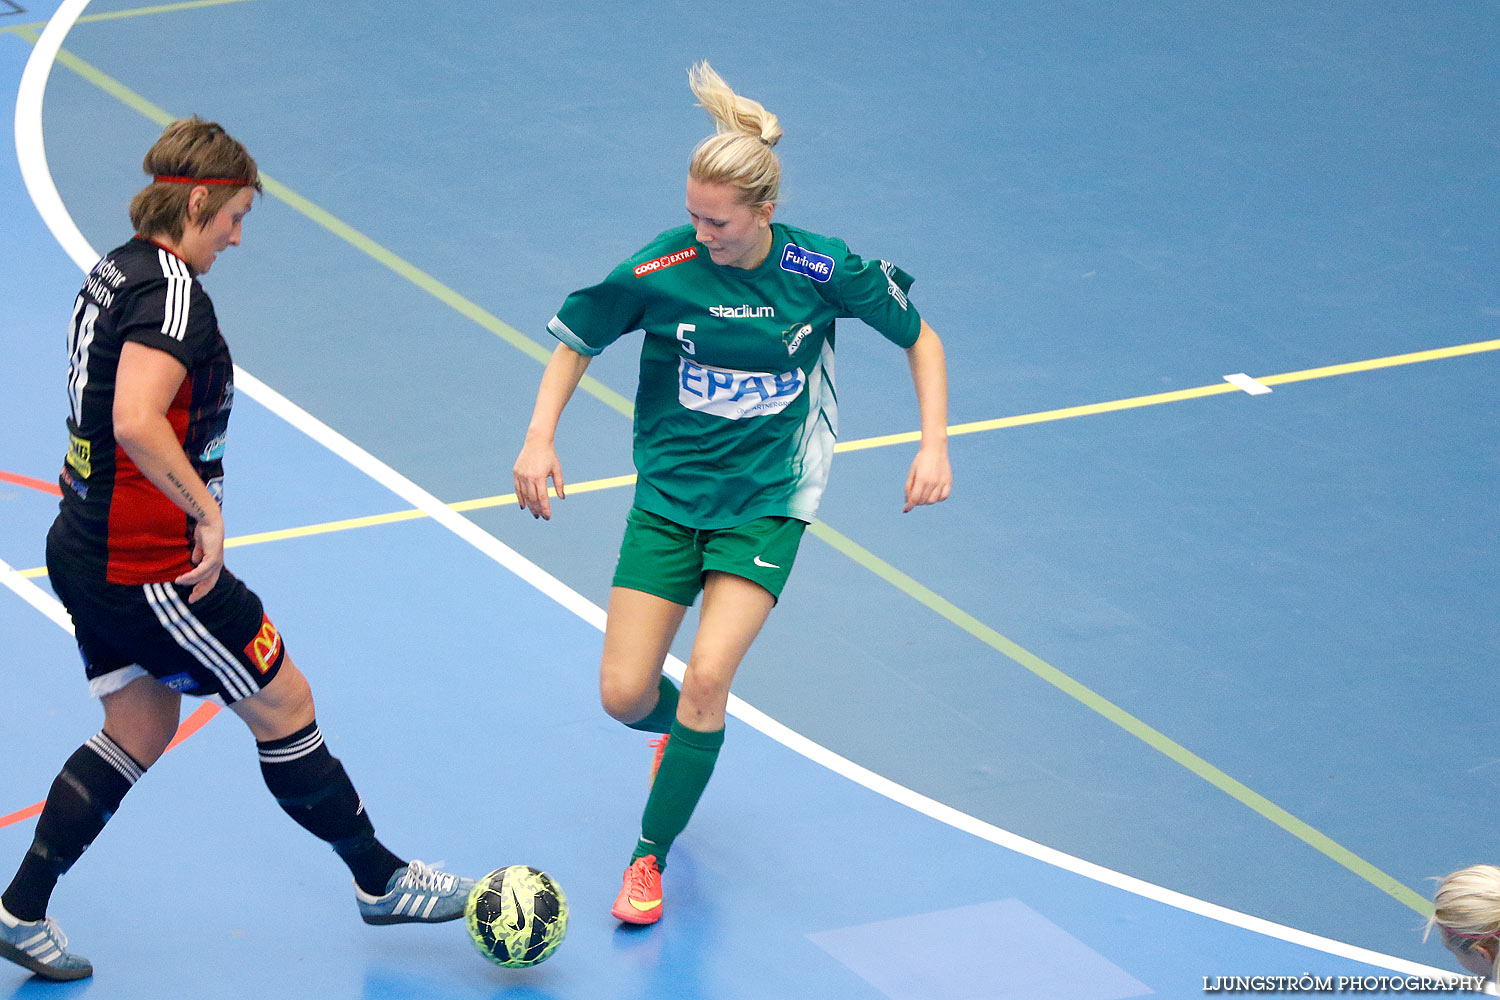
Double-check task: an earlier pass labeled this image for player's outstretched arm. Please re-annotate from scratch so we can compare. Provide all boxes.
[902,320,952,513]
[514,343,594,520]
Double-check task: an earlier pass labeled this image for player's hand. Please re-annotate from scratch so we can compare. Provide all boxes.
[513,440,566,520]
[175,517,225,602]
[903,444,952,513]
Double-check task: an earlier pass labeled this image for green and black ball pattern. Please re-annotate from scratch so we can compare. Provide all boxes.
[464,865,568,968]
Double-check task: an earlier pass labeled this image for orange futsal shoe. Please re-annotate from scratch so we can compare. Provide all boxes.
[611,855,663,925]
[648,734,670,786]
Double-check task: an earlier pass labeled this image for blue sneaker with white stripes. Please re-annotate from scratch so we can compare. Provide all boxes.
[0,903,92,981]
[356,860,474,925]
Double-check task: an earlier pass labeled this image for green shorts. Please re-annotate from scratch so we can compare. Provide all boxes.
[611,507,807,606]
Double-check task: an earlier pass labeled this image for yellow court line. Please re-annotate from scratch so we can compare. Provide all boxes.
[1258,338,1500,386]
[836,337,1500,452]
[15,337,1494,576]
[447,473,639,513]
[1,0,255,34]
[224,472,641,546]
[13,474,644,577]
[225,508,427,547]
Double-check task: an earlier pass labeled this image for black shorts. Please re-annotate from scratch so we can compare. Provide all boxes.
[46,528,287,704]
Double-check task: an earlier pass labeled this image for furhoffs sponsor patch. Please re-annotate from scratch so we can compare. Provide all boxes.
[779,243,835,283]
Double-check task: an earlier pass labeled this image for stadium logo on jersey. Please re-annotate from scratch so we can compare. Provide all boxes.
[709,304,776,319]
[782,323,813,355]
[634,246,698,277]
[679,358,805,420]
[244,614,282,674]
[779,244,835,283]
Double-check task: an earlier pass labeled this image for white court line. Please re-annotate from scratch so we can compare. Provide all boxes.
[13,0,98,273]
[8,3,1477,986]
[1224,372,1274,395]
[0,554,74,634]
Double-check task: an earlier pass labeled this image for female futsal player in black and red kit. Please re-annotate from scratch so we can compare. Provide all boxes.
[0,117,473,982]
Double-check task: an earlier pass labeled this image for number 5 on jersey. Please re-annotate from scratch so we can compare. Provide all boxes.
[676,323,696,355]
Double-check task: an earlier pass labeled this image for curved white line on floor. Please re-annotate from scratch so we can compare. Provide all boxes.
[14,0,98,273]
[11,1,1468,985]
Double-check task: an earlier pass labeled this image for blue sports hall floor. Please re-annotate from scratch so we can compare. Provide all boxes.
[1,2,1496,997]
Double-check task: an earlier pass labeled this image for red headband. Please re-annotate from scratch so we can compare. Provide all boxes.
[1440,924,1499,941]
[153,175,248,186]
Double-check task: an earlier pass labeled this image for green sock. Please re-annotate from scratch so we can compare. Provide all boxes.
[632,719,724,871]
[624,676,680,733]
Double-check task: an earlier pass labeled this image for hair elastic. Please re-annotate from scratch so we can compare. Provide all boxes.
[152,175,248,186]
[1439,924,1500,941]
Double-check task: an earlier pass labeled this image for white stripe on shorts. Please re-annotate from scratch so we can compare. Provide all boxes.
[143,582,257,701]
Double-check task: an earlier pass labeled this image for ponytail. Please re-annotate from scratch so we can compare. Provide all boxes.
[687,61,782,208]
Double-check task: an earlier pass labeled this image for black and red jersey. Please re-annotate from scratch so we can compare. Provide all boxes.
[52,236,234,585]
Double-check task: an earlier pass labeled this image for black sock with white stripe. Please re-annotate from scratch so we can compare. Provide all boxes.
[2,732,144,921]
[257,721,405,896]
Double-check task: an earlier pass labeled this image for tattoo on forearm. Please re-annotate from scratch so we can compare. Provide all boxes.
[164,470,208,520]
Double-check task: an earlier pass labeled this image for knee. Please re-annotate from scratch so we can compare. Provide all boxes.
[599,672,653,724]
[133,706,180,763]
[273,661,314,715]
[101,682,180,767]
[260,659,314,719]
[232,658,316,741]
[676,671,729,729]
[122,719,176,768]
[678,669,727,710]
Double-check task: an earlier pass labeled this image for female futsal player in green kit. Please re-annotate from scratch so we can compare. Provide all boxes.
[513,62,952,924]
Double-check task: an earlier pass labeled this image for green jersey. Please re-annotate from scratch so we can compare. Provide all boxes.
[548,223,920,529]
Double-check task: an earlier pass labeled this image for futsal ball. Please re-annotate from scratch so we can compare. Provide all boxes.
[464,865,568,968]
